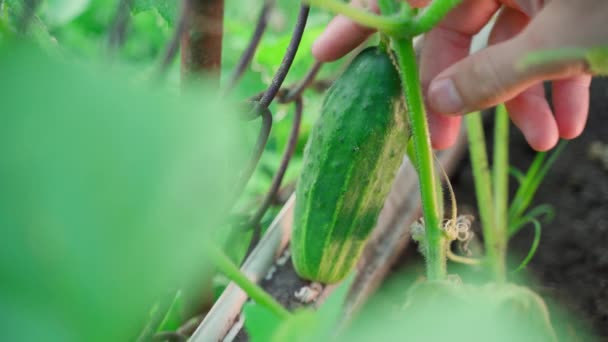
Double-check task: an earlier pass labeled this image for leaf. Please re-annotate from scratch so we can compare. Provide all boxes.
[0,43,246,342]
[44,0,91,26]
[131,0,178,25]
[518,46,608,76]
[156,290,184,333]
[510,218,542,273]
[315,274,355,338]
[586,46,608,75]
[244,302,283,342]
[271,309,318,342]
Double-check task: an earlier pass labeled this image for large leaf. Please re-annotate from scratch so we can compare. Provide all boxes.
[0,43,245,342]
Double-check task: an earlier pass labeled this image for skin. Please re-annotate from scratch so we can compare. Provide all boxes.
[312,0,608,151]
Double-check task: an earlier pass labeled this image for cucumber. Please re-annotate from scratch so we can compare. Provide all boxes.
[292,46,409,284]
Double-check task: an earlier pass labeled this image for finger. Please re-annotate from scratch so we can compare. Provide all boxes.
[487,6,559,151]
[489,8,558,151]
[505,83,558,151]
[312,0,378,62]
[552,75,592,140]
[427,1,594,116]
[428,109,462,150]
[421,0,499,149]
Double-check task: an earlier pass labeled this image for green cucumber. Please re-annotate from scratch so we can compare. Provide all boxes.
[292,46,409,284]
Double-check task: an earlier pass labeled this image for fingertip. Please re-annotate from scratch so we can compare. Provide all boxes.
[505,87,559,152]
[428,111,462,150]
[553,76,591,140]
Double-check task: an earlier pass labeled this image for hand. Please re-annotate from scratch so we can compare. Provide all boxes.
[312,0,608,151]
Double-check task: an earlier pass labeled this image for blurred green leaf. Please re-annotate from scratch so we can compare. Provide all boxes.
[44,0,91,26]
[244,302,283,342]
[0,43,245,342]
[131,0,177,25]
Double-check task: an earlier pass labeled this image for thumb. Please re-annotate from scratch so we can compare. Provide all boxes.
[426,34,589,115]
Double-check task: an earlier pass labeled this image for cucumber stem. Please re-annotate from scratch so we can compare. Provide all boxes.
[206,244,291,320]
[492,105,510,281]
[394,37,447,281]
[302,0,408,35]
[412,0,462,35]
[465,111,504,282]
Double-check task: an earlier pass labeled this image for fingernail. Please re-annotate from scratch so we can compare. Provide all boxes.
[428,78,464,114]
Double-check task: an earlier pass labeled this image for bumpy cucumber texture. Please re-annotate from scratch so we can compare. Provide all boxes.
[292,46,409,284]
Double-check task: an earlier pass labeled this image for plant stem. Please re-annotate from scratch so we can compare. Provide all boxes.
[492,105,509,282]
[465,112,503,282]
[206,244,291,320]
[508,140,567,224]
[394,38,446,280]
[303,0,407,35]
[412,0,461,35]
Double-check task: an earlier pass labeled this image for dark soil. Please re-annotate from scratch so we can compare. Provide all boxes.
[449,77,608,339]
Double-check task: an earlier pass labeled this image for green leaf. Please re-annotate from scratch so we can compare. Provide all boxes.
[131,0,177,25]
[44,0,91,26]
[156,290,184,333]
[315,274,355,337]
[510,218,542,273]
[586,46,608,75]
[271,309,318,342]
[244,302,283,342]
[0,43,245,342]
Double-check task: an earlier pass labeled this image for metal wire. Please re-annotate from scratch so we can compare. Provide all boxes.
[225,0,276,91]
[256,5,310,109]
[159,0,190,73]
[248,98,303,226]
[107,0,135,52]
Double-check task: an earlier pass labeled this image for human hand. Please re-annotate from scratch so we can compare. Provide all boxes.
[312,0,608,151]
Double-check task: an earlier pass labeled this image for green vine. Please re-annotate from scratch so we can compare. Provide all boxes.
[207,244,291,320]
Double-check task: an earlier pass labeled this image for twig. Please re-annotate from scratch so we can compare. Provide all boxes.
[245,98,303,256]
[257,4,310,109]
[107,0,135,52]
[225,0,276,91]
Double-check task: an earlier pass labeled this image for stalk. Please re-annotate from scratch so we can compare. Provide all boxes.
[492,105,509,281]
[206,244,291,320]
[394,38,446,280]
[412,0,461,35]
[302,0,406,35]
[464,112,501,281]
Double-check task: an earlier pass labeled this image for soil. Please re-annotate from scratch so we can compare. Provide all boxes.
[448,77,608,339]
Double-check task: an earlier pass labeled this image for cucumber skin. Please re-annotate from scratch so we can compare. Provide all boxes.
[292,47,409,284]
